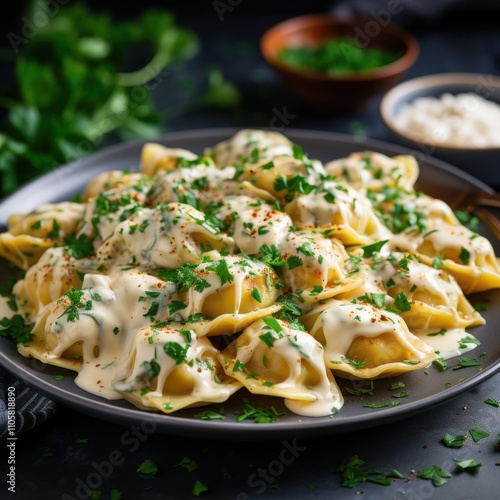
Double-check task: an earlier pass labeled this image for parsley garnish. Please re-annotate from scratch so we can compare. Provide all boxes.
[136,459,158,478]
[251,288,262,303]
[192,480,208,497]
[469,428,489,442]
[296,242,313,257]
[195,410,225,420]
[287,256,303,270]
[176,457,198,472]
[361,240,388,258]
[341,356,367,370]
[164,341,189,365]
[333,455,404,488]
[58,288,87,322]
[452,357,481,370]
[169,301,187,315]
[453,459,482,471]
[443,433,467,448]
[362,401,400,408]
[417,465,451,487]
[459,247,471,265]
[0,314,33,344]
[484,397,499,407]
[64,233,95,259]
[273,174,315,201]
[207,259,234,286]
[258,244,285,267]
[234,399,284,423]
[432,254,444,269]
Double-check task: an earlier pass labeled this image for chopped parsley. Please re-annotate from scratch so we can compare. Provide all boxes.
[192,480,208,497]
[176,456,199,472]
[286,256,303,270]
[207,259,234,286]
[452,357,481,370]
[258,244,285,267]
[453,459,482,471]
[417,465,451,487]
[333,455,405,488]
[443,433,467,448]
[164,341,190,365]
[234,399,284,423]
[361,239,388,258]
[484,397,499,407]
[58,288,87,322]
[0,314,34,344]
[136,459,158,478]
[469,428,490,442]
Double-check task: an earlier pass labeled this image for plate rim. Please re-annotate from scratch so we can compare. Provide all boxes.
[1,127,499,439]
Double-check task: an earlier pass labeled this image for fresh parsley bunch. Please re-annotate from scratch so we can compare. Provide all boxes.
[0,1,238,197]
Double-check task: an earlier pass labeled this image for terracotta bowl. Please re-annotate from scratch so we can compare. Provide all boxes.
[260,14,419,112]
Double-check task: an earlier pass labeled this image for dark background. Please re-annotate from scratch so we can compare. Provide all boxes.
[1,2,500,499]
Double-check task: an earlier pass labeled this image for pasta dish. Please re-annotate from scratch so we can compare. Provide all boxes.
[1,129,498,418]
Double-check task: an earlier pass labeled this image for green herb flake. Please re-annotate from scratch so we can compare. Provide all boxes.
[251,288,262,303]
[434,357,448,371]
[453,459,482,471]
[234,398,284,423]
[469,428,490,442]
[392,391,409,398]
[54,375,65,381]
[136,459,158,478]
[427,328,447,337]
[341,356,367,370]
[164,341,189,365]
[192,480,208,497]
[287,255,303,270]
[484,397,499,407]
[432,254,444,269]
[443,433,467,448]
[390,381,405,390]
[195,410,225,420]
[110,490,123,500]
[459,247,471,265]
[208,259,234,286]
[176,456,199,473]
[0,314,34,344]
[452,357,481,370]
[361,239,388,258]
[362,401,400,409]
[417,465,451,487]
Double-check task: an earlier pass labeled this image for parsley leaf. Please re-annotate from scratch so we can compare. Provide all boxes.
[0,314,33,344]
[417,465,451,487]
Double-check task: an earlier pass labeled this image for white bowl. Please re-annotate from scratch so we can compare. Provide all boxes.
[380,73,500,188]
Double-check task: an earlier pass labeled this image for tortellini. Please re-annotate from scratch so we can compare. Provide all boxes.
[2,129,498,419]
[303,300,436,379]
[219,319,343,416]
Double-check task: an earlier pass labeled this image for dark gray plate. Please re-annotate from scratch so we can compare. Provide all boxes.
[1,128,499,439]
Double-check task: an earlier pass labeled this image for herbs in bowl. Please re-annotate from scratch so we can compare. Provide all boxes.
[278,37,402,76]
[261,14,418,111]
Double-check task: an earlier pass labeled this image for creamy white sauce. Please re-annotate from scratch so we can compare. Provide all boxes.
[3,128,496,419]
[415,328,480,360]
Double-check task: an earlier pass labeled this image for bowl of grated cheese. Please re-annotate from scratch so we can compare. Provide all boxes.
[380,73,500,187]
